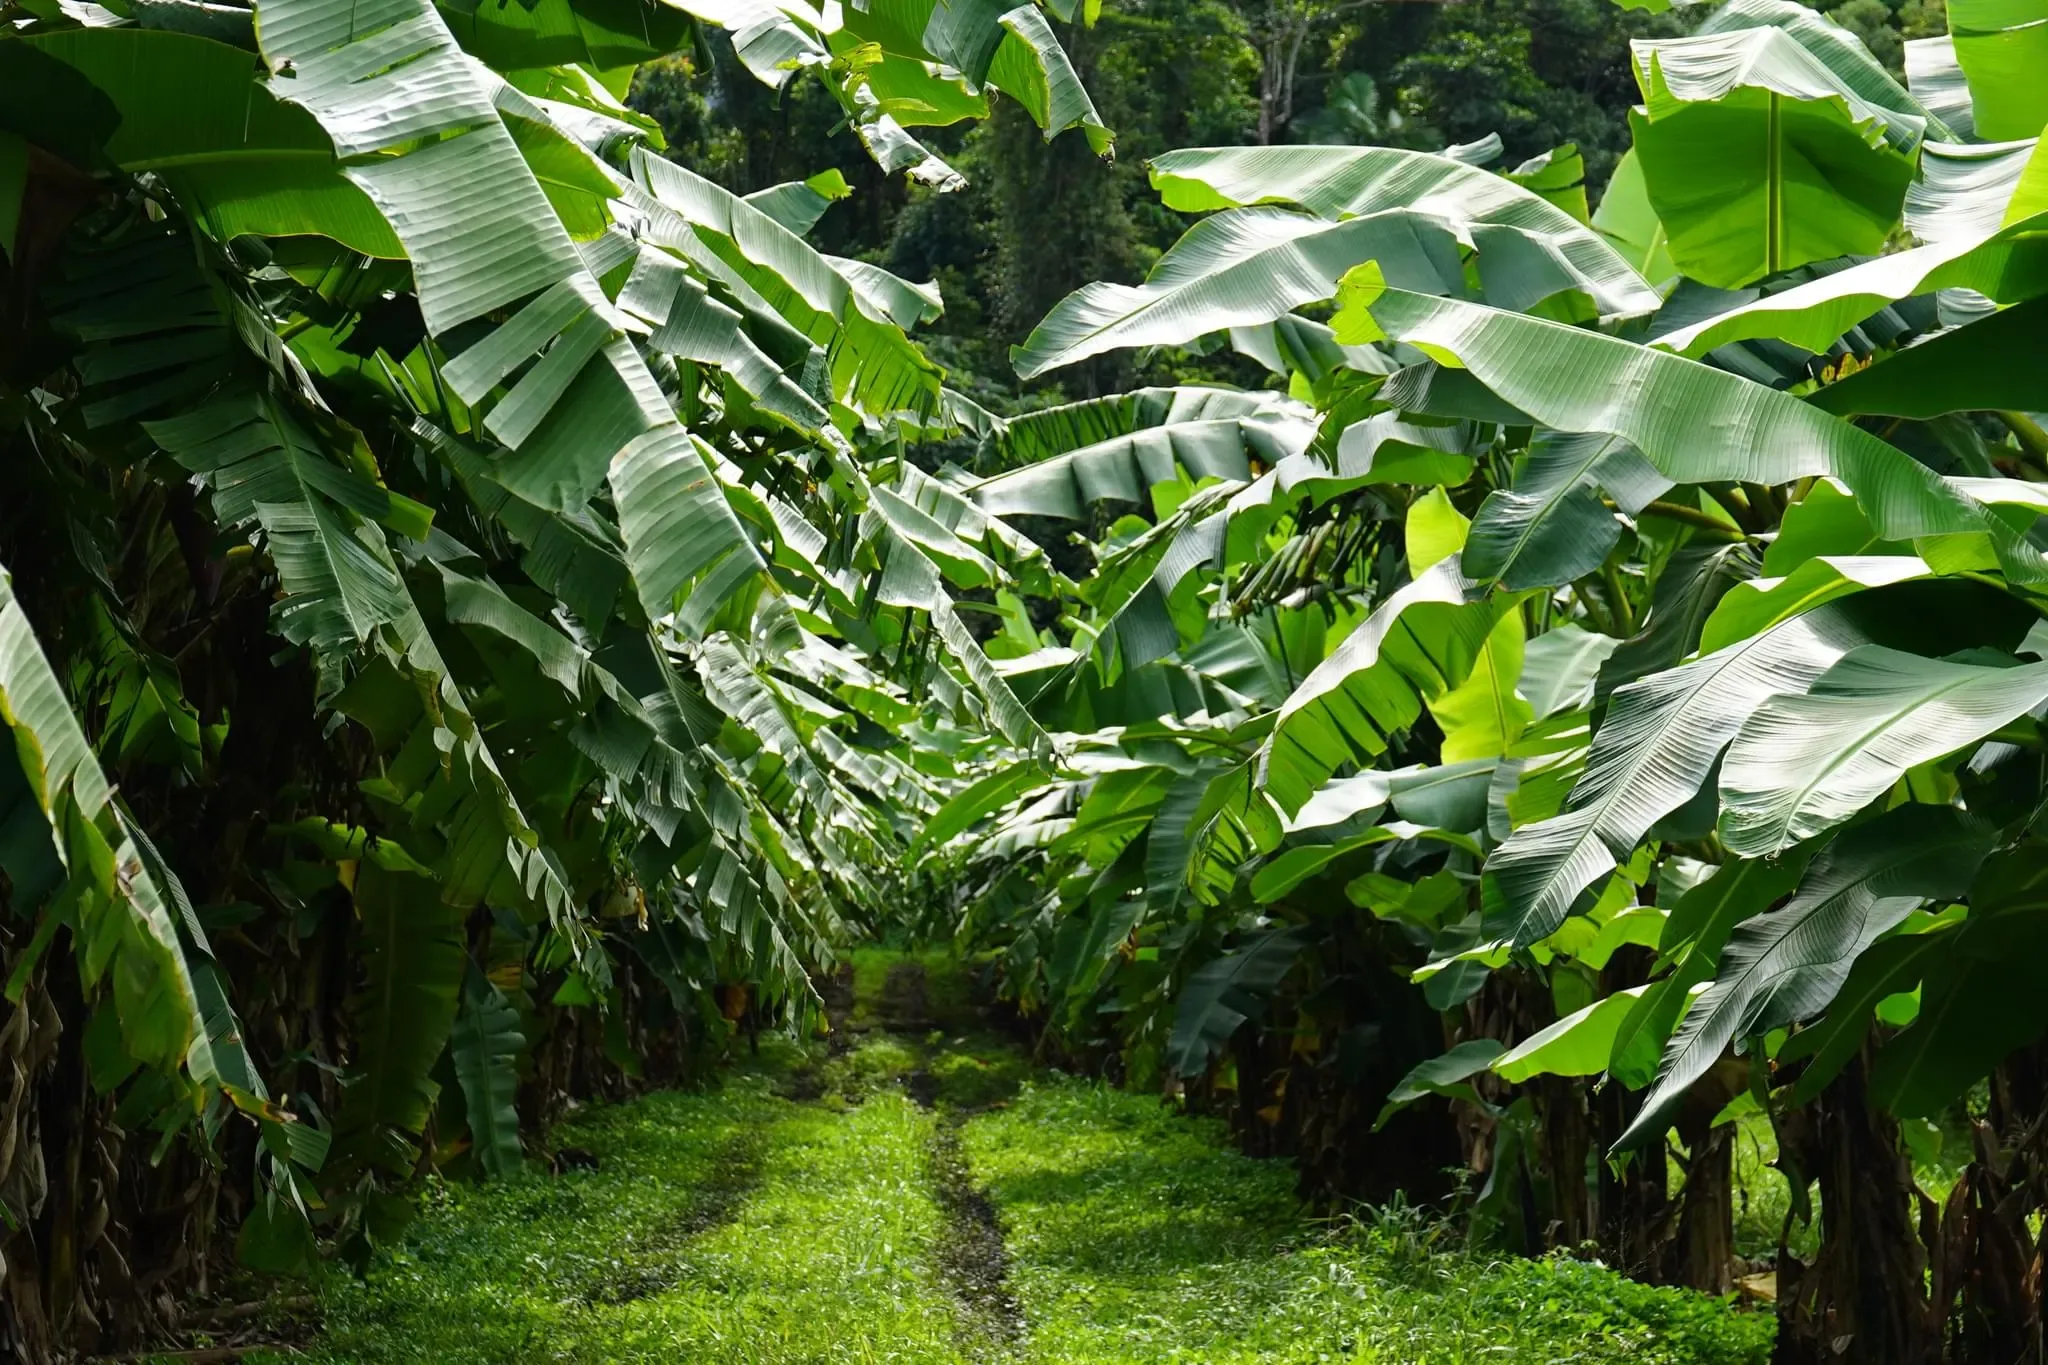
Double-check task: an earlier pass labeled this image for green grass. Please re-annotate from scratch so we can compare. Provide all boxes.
[271,1077,962,1365]
[965,1078,1775,1365]
[253,974,1773,1365]
[926,1040,1031,1110]
[846,946,981,1031]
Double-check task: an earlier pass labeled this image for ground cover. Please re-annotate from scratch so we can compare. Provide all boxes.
[213,958,1773,1365]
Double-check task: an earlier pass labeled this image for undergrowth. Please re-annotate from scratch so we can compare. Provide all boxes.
[246,976,1773,1365]
[965,1079,1775,1365]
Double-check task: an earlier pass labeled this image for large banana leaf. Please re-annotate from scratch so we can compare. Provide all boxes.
[1146,144,1661,319]
[1697,556,1928,655]
[23,27,402,256]
[256,0,760,625]
[1905,36,1976,140]
[1652,215,2048,357]
[440,0,692,67]
[147,386,425,658]
[615,246,828,433]
[451,969,527,1179]
[1484,608,1867,947]
[1617,805,1990,1150]
[1347,284,2048,584]
[1605,853,1813,1090]
[857,489,1052,753]
[1462,431,1669,590]
[1908,138,2034,243]
[1013,207,1468,379]
[1166,927,1310,1077]
[331,861,467,1179]
[969,390,1311,519]
[1871,847,2048,1117]
[1701,0,1953,138]
[629,150,944,416]
[1718,645,2048,855]
[995,386,1302,467]
[0,565,203,1076]
[1811,293,2048,417]
[1592,150,1677,289]
[1629,26,1925,288]
[610,430,766,628]
[1948,0,2048,140]
[1257,561,1521,814]
[51,224,430,667]
[1495,988,1649,1084]
[837,0,1110,153]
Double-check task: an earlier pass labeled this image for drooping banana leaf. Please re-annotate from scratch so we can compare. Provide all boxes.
[629,150,944,416]
[147,386,426,658]
[856,487,1053,754]
[1494,987,1649,1084]
[614,246,829,434]
[329,860,466,1180]
[995,386,1304,468]
[1616,805,1990,1150]
[451,968,527,1180]
[1013,206,1470,379]
[1697,556,1930,654]
[1812,292,2048,418]
[969,389,1311,519]
[1375,1039,1506,1130]
[1700,0,1953,139]
[1256,561,1521,814]
[1909,137,2034,243]
[1628,26,1926,288]
[1166,926,1310,1077]
[1484,608,1868,948]
[24,27,403,256]
[1652,214,2048,357]
[0,565,205,1076]
[1947,0,2048,140]
[837,0,1111,153]
[1605,852,1814,1090]
[1718,645,2048,855]
[1346,282,2048,584]
[1146,143,1661,319]
[440,0,695,67]
[1871,845,2048,1116]
[1905,36,1976,140]
[50,223,432,668]
[256,0,761,627]
[1593,150,1677,290]
[1462,431,1669,590]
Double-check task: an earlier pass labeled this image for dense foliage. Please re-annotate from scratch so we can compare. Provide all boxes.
[890,2,2048,1362]
[5,0,2048,1360]
[0,0,1101,1353]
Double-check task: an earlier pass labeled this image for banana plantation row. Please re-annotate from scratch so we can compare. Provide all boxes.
[0,0,2045,1358]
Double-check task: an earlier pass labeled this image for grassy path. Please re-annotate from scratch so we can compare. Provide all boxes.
[240,957,1772,1365]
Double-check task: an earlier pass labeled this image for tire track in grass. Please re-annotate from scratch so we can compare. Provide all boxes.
[577,1125,768,1306]
[924,1111,1025,1351]
[875,950,1025,1354]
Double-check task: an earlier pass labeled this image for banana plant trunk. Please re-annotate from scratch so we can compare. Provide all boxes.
[1772,1055,1931,1364]
[1927,1045,2048,1362]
